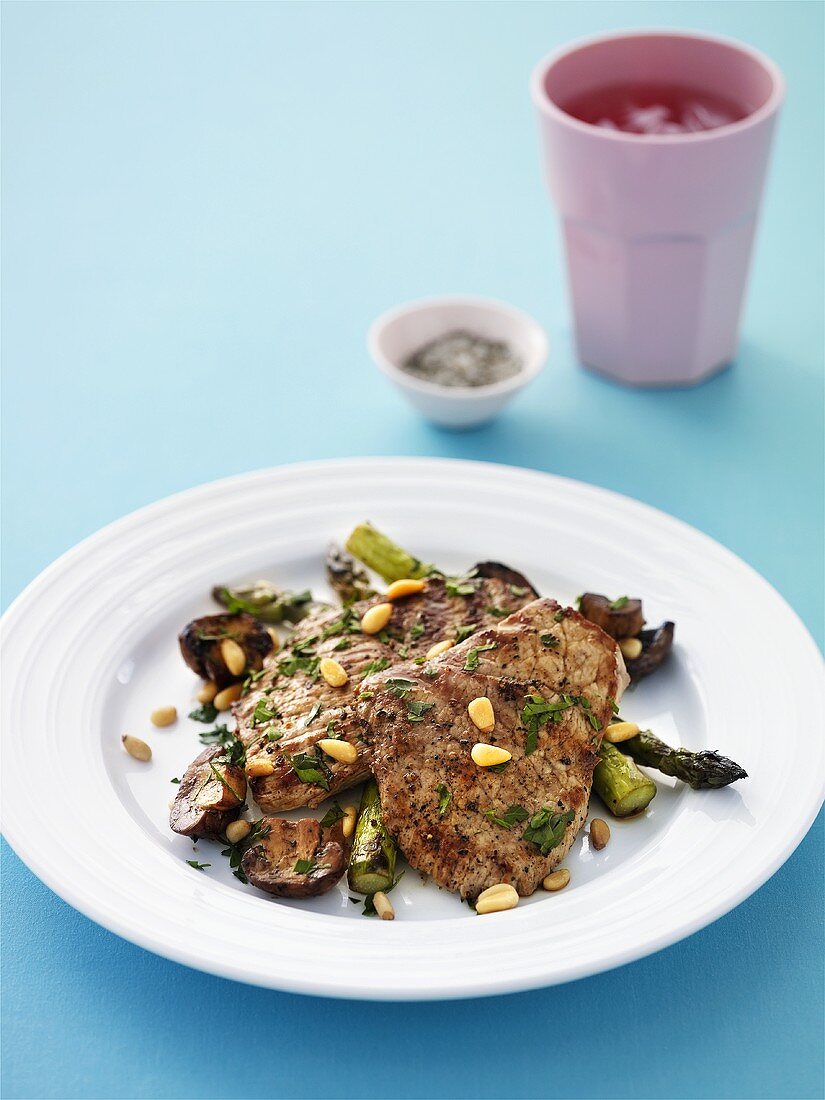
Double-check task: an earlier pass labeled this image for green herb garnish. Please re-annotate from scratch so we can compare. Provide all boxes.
[409,621,425,640]
[220,818,271,884]
[553,610,565,623]
[522,808,575,855]
[609,596,629,610]
[319,801,345,829]
[406,700,435,723]
[198,724,246,767]
[385,677,415,699]
[289,749,333,790]
[186,860,211,871]
[540,634,559,648]
[294,858,315,874]
[437,783,452,816]
[252,698,280,726]
[455,624,478,643]
[361,657,390,678]
[189,702,218,723]
[484,805,529,830]
[464,642,497,671]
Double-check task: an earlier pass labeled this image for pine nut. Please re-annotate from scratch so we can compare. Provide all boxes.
[225,819,252,844]
[318,738,358,764]
[468,696,495,733]
[197,680,218,704]
[319,657,349,687]
[122,734,151,762]
[342,805,358,839]
[245,757,276,777]
[214,683,242,711]
[471,742,511,767]
[425,639,453,660]
[373,891,395,920]
[360,602,393,635]
[385,578,426,600]
[476,883,519,914]
[266,627,281,651]
[150,705,177,728]
[543,868,570,892]
[220,637,247,676]
[619,637,643,661]
[590,818,610,850]
[603,721,640,743]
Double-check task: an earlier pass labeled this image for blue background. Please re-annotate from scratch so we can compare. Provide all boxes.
[2,2,823,1097]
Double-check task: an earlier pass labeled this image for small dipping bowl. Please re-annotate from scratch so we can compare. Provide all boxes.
[368,296,548,429]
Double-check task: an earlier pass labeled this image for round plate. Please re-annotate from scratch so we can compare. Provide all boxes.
[2,458,822,1000]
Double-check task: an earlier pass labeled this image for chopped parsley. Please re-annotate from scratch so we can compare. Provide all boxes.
[278,637,321,679]
[333,638,351,651]
[437,784,452,816]
[385,677,415,698]
[486,606,509,619]
[455,624,478,643]
[409,621,425,640]
[360,657,390,679]
[445,571,479,598]
[540,634,559,649]
[484,805,529,830]
[220,818,271,883]
[509,584,529,597]
[170,777,180,785]
[522,808,575,856]
[289,749,333,790]
[197,628,241,642]
[304,701,323,726]
[609,595,629,610]
[553,609,565,623]
[252,698,280,726]
[406,700,435,723]
[188,702,218,723]
[464,642,497,671]
[321,608,361,640]
[319,801,345,829]
[198,724,246,767]
[294,858,316,874]
[186,860,211,871]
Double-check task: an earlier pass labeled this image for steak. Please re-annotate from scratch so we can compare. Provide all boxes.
[233,563,538,812]
[358,598,628,899]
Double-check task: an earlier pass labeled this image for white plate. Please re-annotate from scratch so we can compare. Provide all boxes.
[2,458,822,1000]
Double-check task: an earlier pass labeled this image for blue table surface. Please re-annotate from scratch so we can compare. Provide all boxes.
[2,2,823,1098]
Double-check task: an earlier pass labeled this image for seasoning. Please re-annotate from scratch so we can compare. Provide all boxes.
[402,330,522,388]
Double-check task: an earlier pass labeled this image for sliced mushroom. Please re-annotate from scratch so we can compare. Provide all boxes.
[241,817,347,898]
[579,593,645,640]
[325,543,376,605]
[625,621,675,682]
[178,612,272,688]
[170,746,247,839]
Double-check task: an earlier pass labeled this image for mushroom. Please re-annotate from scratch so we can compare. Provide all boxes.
[241,817,347,898]
[578,593,645,640]
[325,543,376,605]
[178,612,272,688]
[625,621,676,682]
[170,746,247,839]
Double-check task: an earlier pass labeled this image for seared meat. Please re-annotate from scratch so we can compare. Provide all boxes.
[234,563,538,812]
[358,598,628,899]
[170,745,247,839]
[241,817,347,897]
[179,613,273,688]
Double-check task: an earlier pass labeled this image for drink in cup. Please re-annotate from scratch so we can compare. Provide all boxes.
[531,31,784,386]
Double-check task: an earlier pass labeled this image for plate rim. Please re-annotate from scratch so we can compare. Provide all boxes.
[2,456,823,1000]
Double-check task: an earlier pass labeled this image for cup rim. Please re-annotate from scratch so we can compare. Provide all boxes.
[530,28,786,144]
[367,295,549,402]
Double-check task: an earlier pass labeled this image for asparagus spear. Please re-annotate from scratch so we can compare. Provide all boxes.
[345,523,434,584]
[213,581,315,624]
[347,779,398,895]
[622,730,747,790]
[594,741,657,817]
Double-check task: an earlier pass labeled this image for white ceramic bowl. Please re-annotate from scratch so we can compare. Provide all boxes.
[368,296,548,428]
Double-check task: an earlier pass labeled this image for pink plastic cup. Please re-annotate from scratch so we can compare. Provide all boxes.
[531,30,784,387]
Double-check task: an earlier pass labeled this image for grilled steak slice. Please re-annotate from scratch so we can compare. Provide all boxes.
[170,745,247,839]
[359,598,628,899]
[241,817,347,898]
[234,563,538,813]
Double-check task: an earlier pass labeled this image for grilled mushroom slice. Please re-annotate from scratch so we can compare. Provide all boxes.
[170,745,247,839]
[625,621,675,682]
[241,817,347,898]
[178,612,273,688]
[325,544,376,605]
[579,593,645,640]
